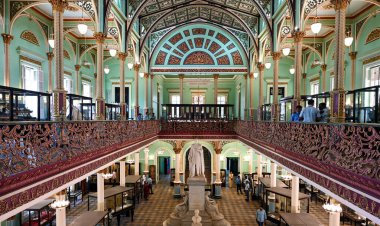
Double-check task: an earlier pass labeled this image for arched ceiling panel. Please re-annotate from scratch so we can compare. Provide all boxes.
[151,23,248,74]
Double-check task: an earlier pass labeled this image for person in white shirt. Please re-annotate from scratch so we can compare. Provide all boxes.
[299,99,320,122]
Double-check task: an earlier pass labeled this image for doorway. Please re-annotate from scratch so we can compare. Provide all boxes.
[227,157,239,176]
[158,156,170,180]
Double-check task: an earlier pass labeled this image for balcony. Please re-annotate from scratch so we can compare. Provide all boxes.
[0,119,379,219]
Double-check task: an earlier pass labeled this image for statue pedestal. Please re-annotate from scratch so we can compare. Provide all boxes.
[188,176,206,211]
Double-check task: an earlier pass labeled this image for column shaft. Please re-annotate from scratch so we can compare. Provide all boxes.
[270,161,277,187]
[47,52,54,93]
[97,173,105,211]
[175,153,181,182]
[150,74,154,114]
[134,152,140,175]
[214,74,219,105]
[75,65,81,95]
[248,150,253,174]
[329,212,341,226]
[349,52,357,90]
[321,64,327,92]
[1,34,13,86]
[144,73,149,111]
[272,52,281,121]
[118,52,127,120]
[244,74,248,119]
[256,154,262,177]
[291,175,300,213]
[257,63,265,121]
[144,148,149,173]
[292,31,305,111]
[179,74,184,104]
[55,208,66,226]
[249,73,254,118]
[94,32,106,120]
[134,64,140,118]
[120,160,126,186]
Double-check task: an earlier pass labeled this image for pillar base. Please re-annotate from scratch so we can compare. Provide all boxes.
[330,89,346,123]
[173,181,181,198]
[52,89,67,121]
[328,212,341,226]
[213,182,222,199]
[96,98,105,120]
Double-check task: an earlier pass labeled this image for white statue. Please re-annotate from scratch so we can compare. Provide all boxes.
[188,143,204,177]
[192,209,202,226]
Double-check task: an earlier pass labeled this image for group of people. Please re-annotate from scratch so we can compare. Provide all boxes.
[235,175,267,226]
[291,99,329,123]
[137,111,156,120]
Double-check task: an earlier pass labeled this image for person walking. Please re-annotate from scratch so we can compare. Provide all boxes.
[244,176,251,201]
[256,207,267,226]
[236,175,243,194]
[299,99,320,122]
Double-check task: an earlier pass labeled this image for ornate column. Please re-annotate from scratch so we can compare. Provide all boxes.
[134,151,140,175]
[118,52,127,120]
[93,73,97,99]
[269,161,277,212]
[75,64,81,95]
[244,74,248,120]
[97,172,105,210]
[134,64,141,119]
[321,64,327,92]
[248,149,253,174]
[47,52,54,92]
[349,52,357,90]
[330,0,350,123]
[120,160,126,186]
[291,174,300,213]
[214,74,219,104]
[144,148,149,175]
[150,74,154,114]
[256,153,262,178]
[54,190,67,226]
[179,74,184,104]
[328,212,341,226]
[272,52,281,121]
[144,73,149,112]
[214,147,222,199]
[50,0,68,120]
[2,34,13,86]
[94,32,106,120]
[173,147,182,198]
[292,31,305,112]
[249,73,254,118]
[257,63,265,121]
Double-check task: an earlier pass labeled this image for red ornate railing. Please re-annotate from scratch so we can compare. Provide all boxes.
[0,120,160,195]
[235,121,380,217]
[160,120,236,135]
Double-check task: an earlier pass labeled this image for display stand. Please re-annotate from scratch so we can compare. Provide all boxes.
[20,199,55,226]
[69,211,109,226]
[125,175,142,205]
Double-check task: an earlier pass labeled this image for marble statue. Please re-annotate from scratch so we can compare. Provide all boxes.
[205,192,224,220]
[192,209,202,226]
[189,143,204,177]
[171,193,189,219]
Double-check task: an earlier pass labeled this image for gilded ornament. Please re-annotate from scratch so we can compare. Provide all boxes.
[272,52,281,60]
[292,31,305,43]
[118,52,127,61]
[1,33,13,44]
[365,28,380,44]
[20,31,39,46]
[93,32,106,44]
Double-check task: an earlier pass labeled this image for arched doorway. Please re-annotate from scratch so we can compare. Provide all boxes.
[185,146,212,183]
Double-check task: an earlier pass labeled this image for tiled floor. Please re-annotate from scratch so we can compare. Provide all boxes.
[66,176,353,226]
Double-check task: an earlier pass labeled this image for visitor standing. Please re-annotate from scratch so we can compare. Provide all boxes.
[112,171,117,187]
[244,176,251,201]
[256,207,267,226]
[147,176,153,194]
[291,105,303,122]
[319,103,329,122]
[236,175,243,194]
[299,99,320,122]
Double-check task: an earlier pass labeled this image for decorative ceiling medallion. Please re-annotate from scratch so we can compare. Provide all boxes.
[184,51,215,65]
[20,30,39,46]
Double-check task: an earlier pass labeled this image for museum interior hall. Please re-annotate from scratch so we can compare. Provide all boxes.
[0,0,379,225]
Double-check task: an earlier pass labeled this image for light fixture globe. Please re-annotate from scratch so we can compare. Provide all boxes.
[282,47,291,56]
[311,21,322,34]
[48,35,55,49]
[104,65,110,74]
[253,72,258,78]
[344,36,353,47]
[139,72,145,78]
[77,23,88,35]
[265,62,271,69]
[289,65,295,75]
[127,62,133,70]
[109,48,117,57]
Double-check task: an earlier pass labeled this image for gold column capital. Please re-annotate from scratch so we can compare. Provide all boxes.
[249,72,254,79]
[244,74,248,79]
[272,51,281,60]
[302,73,307,79]
[75,64,81,71]
[173,148,181,154]
[179,74,185,79]
[320,64,327,71]
[134,63,141,71]
[47,52,54,60]
[1,33,13,44]
[118,52,127,61]
[215,148,222,155]
[292,31,305,43]
[349,51,357,60]
[331,0,351,10]
[144,73,149,78]
[150,73,154,79]
[257,62,265,71]
[48,0,68,12]
[213,74,219,79]
[94,32,107,44]
[94,73,97,79]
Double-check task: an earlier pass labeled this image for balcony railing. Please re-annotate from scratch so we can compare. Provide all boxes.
[162,104,234,121]
[0,120,159,195]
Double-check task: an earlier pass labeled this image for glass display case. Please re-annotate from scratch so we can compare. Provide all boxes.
[345,85,379,123]
[66,93,93,120]
[262,104,272,121]
[106,103,121,120]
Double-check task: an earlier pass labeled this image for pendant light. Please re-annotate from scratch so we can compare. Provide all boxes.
[139,72,144,78]
[344,32,353,47]
[311,4,322,34]
[127,62,133,70]
[282,47,290,56]
[104,65,110,74]
[253,72,258,79]
[48,33,55,49]
[77,2,88,35]
[289,65,295,75]
[109,48,117,57]
[265,62,271,69]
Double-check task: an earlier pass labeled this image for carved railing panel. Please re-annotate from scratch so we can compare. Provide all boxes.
[0,120,159,195]
[160,121,236,135]
[235,121,380,206]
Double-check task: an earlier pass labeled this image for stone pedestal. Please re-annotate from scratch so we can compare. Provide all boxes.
[188,176,206,211]
[213,183,222,199]
[174,182,182,198]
